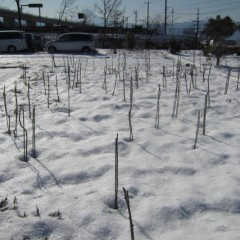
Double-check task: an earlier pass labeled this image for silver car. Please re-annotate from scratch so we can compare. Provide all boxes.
[0,30,27,53]
[45,32,95,53]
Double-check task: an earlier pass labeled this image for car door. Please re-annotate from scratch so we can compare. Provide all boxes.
[70,34,83,51]
[55,34,72,51]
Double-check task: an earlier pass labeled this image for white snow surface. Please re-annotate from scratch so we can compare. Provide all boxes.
[0,49,240,239]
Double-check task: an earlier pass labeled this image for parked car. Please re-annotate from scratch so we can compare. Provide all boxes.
[0,30,27,52]
[44,32,96,53]
[24,33,46,51]
[24,33,34,51]
[33,35,45,50]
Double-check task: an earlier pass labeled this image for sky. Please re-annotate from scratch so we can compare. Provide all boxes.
[1,0,240,25]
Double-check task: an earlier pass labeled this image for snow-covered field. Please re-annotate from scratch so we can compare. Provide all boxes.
[0,49,240,240]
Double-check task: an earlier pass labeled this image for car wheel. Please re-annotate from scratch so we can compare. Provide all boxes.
[7,45,17,53]
[82,47,91,53]
[48,46,56,53]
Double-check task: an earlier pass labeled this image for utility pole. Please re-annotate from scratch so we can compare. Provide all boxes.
[133,9,138,27]
[15,0,22,29]
[125,17,128,28]
[171,8,174,34]
[193,9,200,66]
[145,0,150,30]
[195,8,200,42]
[122,16,125,28]
[164,0,167,35]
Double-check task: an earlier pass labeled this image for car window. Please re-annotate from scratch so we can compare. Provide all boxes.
[68,34,92,41]
[25,34,34,41]
[59,35,71,41]
[58,34,93,42]
[77,34,92,41]
[0,32,21,39]
[70,34,79,41]
[82,35,92,41]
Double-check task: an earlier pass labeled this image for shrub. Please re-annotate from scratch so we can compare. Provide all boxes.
[169,38,181,54]
[125,32,136,50]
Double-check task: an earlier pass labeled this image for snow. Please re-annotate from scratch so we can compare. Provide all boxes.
[0,49,240,239]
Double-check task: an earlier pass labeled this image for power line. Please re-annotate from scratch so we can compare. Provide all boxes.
[173,0,219,8]
[174,5,240,16]
[201,5,240,15]
[174,1,240,11]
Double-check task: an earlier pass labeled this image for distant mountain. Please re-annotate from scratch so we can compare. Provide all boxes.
[172,20,207,30]
[228,30,240,41]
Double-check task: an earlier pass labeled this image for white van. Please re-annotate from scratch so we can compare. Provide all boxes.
[45,32,96,53]
[0,30,27,53]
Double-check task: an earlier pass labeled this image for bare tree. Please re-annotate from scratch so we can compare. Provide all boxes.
[81,8,95,25]
[139,13,162,32]
[57,0,77,25]
[139,14,163,49]
[95,0,123,28]
[111,8,125,27]
[150,14,163,30]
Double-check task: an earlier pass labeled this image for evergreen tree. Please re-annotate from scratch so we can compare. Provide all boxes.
[202,15,236,65]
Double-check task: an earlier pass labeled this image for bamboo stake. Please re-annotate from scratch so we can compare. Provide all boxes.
[114,134,119,209]
[123,188,134,240]
[193,109,201,149]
